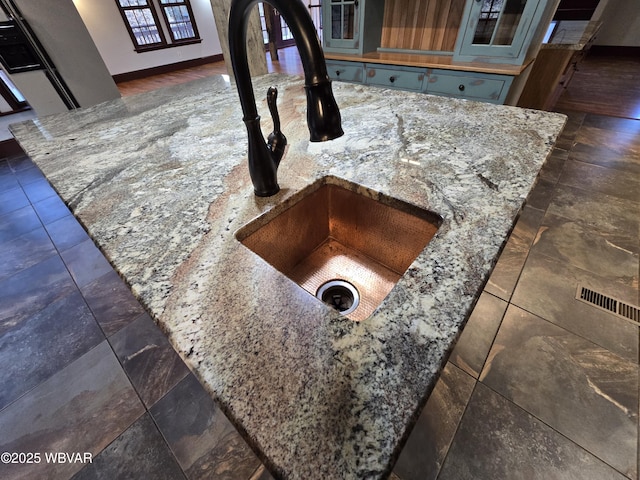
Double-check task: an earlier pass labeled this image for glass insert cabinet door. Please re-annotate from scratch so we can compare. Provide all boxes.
[324,0,360,50]
[456,0,544,63]
[473,0,528,44]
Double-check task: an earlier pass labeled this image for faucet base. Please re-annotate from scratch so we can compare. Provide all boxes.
[244,116,280,197]
[254,186,280,197]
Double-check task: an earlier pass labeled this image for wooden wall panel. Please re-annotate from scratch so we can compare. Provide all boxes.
[381,0,466,52]
[442,0,466,51]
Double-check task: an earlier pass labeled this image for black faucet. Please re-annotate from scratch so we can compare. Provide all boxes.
[228,0,344,197]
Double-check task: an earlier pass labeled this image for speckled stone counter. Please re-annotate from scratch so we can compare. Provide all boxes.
[11,74,566,479]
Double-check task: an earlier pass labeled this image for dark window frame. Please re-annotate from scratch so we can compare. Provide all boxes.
[158,0,200,43]
[115,0,201,53]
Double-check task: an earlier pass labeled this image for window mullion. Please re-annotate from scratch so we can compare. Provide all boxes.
[151,0,174,45]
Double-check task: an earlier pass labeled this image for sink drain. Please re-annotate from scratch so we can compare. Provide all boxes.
[316,280,360,315]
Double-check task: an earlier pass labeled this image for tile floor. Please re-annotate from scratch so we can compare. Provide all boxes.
[1,75,639,480]
[392,110,640,480]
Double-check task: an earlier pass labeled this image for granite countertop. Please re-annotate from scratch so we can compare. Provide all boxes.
[543,20,602,50]
[11,74,566,479]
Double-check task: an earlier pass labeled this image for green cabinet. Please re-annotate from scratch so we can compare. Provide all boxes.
[324,0,359,51]
[322,0,385,55]
[326,60,365,82]
[425,69,513,103]
[329,59,513,104]
[454,0,548,64]
[321,0,559,104]
[365,65,426,91]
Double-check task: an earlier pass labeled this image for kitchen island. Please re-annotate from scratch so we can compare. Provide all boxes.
[11,73,565,479]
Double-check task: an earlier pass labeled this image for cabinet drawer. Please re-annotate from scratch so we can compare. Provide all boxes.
[326,61,364,83]
[425,71,512,103]
[365,65,425,91]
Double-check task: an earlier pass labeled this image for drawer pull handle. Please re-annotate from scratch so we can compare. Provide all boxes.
[389,76,396,83]
[458,84,465,91]
[336,70,340,76]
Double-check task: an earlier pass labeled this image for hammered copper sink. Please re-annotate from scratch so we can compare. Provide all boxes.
[236,177,442,321]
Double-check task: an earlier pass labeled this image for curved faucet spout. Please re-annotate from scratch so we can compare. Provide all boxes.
[229,0,344,197]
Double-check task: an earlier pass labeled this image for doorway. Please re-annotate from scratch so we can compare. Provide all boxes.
[259,3,294,50]
[258,1,323,50]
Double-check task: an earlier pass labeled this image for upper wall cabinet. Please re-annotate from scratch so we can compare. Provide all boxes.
[454,0,547,64]
[323,0,385,54]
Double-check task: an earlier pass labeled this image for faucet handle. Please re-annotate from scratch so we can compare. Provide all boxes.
[267,86,287,166]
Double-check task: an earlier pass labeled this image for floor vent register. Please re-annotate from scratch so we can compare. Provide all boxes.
[576,285,640,324]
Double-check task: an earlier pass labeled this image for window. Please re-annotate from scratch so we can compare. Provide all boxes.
[116,0,200,52]
[159,0,199,42]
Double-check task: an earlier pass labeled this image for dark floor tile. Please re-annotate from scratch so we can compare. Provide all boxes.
[0,255,77,331]
[531,212,638,286]
[393,363,475,480]
[80,270,145,336]
[32,194,71,225]
[0,290,103,410]
[538,148,569,183]
[485,248,524,303]
[6,154,34,172]
[547,184,639,241]
[480,305,638,478]
[0,170,19,192]
[552,110,585,151]
[559,159,640,203]
[249,465,275,480]
[110,312,190,408]
[511,251,638,363]
[0,158,10,174]
[21,177,57,203]
[151,374,261,480]
[0,186,29,216]
[61,238,115,288]
[72,413,186,480]
[485,206,544,301]
[0,341,144,480]
[525,176,557,211]
[0,204,41,243]
[438,383,629,480]
[570,141,640,176]
[450,292,508,378]
[14,165,45,186]
[45,214,90,252]
[0,226,57,282]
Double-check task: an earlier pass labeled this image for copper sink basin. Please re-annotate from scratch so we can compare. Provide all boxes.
[236,177,442,321]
